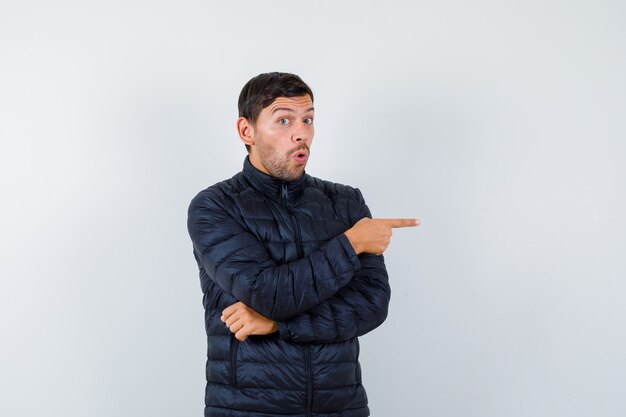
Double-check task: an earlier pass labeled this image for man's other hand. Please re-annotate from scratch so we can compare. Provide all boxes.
[344,217,420,255]
[221,301,278,341]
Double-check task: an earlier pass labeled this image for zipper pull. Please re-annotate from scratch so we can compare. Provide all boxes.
[282,183,288,200]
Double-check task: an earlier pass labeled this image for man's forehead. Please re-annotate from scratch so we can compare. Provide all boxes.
[266,96,314,113]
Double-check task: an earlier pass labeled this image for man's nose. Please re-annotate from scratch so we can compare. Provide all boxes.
[292,122,310,142]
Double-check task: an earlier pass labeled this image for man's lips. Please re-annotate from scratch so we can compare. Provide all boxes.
[292,148,309,164]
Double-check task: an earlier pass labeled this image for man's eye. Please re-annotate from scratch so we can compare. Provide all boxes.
[278,118,290,125]
[303,118,313,125]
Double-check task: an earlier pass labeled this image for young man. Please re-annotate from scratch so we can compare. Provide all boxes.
[188,72,418,417]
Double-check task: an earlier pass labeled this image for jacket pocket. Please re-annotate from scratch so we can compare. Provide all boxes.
[229,335,239,387]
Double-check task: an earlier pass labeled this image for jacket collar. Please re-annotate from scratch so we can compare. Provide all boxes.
[242,156,307,203]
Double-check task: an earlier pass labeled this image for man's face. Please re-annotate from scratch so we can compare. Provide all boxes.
[247,95,314,181]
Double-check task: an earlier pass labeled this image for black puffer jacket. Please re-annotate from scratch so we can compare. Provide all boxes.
[187,157,390,417]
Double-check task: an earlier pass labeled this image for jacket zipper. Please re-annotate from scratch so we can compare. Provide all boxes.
[291,215,304,259]
[304,344,313,417]
[282,183,311,414]
[282,183,304,258]
[229,335,239,387]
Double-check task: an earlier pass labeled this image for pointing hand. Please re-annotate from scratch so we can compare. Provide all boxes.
[344,217,420,255]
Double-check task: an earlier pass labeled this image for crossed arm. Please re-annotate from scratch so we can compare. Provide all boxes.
[218,217,418,342]
[223,250,392,342]
[188,187,418,342]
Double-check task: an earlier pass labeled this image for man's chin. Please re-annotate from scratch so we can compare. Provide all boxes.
[282,170,305,182]
[267,161,307,181]
[285,162,306,179]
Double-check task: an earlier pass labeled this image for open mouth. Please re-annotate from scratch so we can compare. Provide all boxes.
[293,150,308,163]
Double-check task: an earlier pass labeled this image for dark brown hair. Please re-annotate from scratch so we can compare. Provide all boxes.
[238,72,314,152]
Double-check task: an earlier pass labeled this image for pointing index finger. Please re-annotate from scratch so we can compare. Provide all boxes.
[382,218,420,228]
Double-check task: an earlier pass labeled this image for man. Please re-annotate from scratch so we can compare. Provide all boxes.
[187,72,418,417]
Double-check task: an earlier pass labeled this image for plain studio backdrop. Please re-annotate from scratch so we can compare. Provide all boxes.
[1,1,625,416]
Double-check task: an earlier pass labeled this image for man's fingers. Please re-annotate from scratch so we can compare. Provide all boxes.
[235,326,250,341]
[220,302,241,324]
[380,218,420,228]
[221,303,238,319]
[224,311,243,328]
[221,301,244,322]
[229,319,245,334]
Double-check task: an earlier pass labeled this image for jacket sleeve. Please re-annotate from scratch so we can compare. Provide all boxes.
[187,188,361,321]
[274,191,391,343]
[275,252,390,343]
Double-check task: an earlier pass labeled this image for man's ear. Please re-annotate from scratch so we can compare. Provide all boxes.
[237,117,255,147]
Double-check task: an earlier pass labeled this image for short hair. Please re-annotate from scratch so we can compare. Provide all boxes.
[238,72,314,152]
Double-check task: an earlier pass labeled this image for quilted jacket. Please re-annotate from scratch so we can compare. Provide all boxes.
[187,157,391,417]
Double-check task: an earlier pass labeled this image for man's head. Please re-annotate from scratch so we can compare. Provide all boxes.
[237,72,315,181]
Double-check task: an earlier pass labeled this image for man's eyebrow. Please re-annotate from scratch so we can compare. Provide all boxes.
[271,107,315,114]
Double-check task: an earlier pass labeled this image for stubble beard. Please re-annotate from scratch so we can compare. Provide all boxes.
[257,142,309,182]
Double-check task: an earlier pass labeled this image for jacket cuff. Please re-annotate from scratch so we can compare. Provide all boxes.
[276,320,290,340]
[337,233,361,270]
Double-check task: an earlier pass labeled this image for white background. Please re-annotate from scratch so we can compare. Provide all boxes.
[1,1,625,416]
